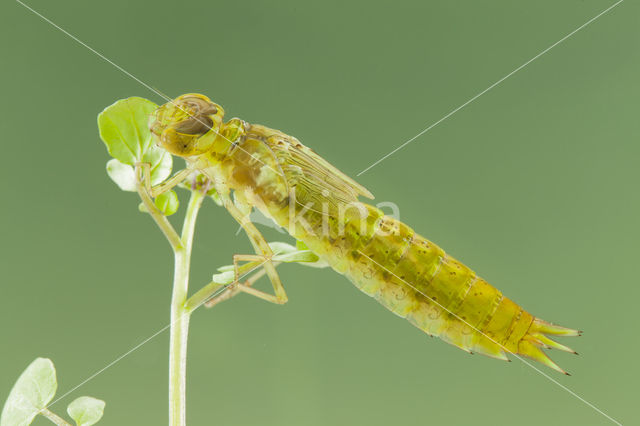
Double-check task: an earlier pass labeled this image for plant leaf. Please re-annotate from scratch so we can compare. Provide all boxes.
[154,190,179,216]
[67,397,105,426]
[149,150,172,186]
[105,159,136,192]
[216,265,234,272]
[267,242,320,263]
[211,270,234,285]
[97,97,156,164]
[267,242,298,256]
[98,97,172,189]
[214,242,326,276]
[273,250,319,263]
[1,358,57,426]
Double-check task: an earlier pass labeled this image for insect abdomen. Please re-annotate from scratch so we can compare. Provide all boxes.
[302,207,579,373]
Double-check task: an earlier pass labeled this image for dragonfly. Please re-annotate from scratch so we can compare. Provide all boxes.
[144,93,579,374]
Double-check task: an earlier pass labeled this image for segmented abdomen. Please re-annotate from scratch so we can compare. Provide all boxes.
[276,202,579,373]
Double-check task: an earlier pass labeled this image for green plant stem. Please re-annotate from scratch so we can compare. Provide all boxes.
[40,408,72,426]
[168,189,204,426]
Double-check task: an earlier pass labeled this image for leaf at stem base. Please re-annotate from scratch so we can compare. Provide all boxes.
[0,358,57,426]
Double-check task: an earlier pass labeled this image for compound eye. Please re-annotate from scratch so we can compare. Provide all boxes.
[204,105,218,115]
[175,116,213,135]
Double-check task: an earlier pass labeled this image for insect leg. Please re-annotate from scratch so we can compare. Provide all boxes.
[213,183,289,305]
[136,162,194,197]
[229,254,287,304]
[203,262,271,308]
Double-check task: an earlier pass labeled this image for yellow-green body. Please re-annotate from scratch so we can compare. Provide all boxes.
[151,94,579,373]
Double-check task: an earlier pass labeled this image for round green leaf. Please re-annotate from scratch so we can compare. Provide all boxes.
[98,97,157,165]
[211,270,234,285]
[154,190,179,216]
[98,97,172,187]
[67,397,105,426]
[1,358,57,426]
[105,159,136,192]
[149,150,172,186]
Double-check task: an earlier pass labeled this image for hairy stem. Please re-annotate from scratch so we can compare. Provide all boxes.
[40,408,72,426]
[169,189,204,426]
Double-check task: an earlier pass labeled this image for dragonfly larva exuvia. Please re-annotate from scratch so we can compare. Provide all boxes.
[147,93,579,374]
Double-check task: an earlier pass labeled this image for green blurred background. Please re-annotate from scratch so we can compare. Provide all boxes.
[1,1,637,425]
